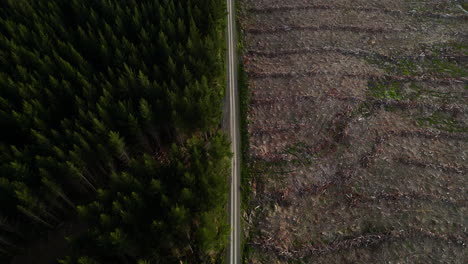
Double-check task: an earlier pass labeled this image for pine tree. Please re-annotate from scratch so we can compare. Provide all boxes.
[108,131,129,163]
[1,0,229,262]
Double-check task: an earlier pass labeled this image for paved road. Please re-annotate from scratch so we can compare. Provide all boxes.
[225,0,240,263]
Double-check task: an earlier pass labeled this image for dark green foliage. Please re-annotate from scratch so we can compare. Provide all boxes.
[0,0,228,263]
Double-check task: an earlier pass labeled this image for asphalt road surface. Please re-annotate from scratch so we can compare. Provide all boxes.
[225,0,240,263]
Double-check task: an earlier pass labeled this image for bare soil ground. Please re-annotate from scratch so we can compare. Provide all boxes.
[240,0,467,263]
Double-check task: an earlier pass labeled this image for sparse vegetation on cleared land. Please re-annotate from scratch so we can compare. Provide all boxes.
[239,0,467,263]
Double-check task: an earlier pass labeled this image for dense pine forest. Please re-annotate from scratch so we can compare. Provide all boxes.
[0,0,229,263]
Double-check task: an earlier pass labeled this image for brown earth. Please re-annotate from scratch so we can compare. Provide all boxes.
[239,0,467,263]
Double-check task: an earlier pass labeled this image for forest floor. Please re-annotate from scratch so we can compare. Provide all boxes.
[11,222,86,264]
[239,0,467,263]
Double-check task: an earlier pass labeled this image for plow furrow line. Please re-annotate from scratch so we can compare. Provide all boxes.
[249,123,310,136]
[246,47,468,63]
[395,157,468,175]
[252,227,465,259]
[250,95,317,106]
[247,4,468,20]
[250,127,467,164]
[250,93,468,114]
[343,190,467,208]
[247,70,468,85]
[247,4,402,15]
[247,47,391,60]
[396,130,468,141]
[246,24,399,34]
[256,157,466,209]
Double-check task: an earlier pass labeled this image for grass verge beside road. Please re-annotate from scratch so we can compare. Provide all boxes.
[235,2,254,262]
